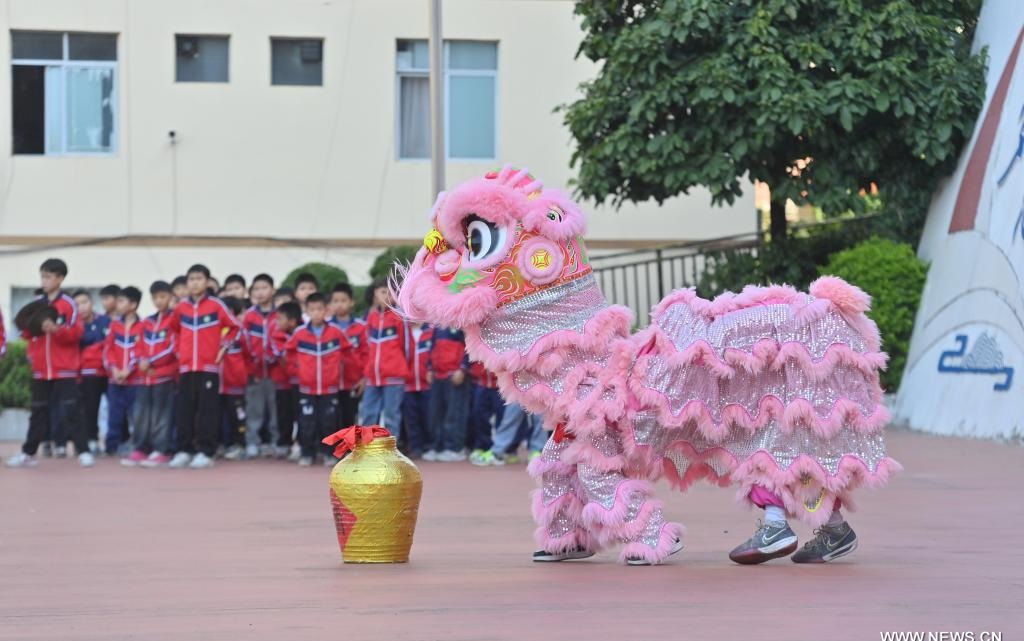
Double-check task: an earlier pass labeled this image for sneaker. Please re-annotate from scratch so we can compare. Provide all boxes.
[528,450,542,462]
[437,450,466,462]
[245,444,260,459]
[421,450,438,462]
[273,445,289,459]
[627,537,685,566]
[168,452,193,469]
[5,452,38,468]
[505,454,521,465]
[41,442,52,458]
[468,449,486,464]
[791,522,858,564]
[214,445,226,459]
[120,450,147,467]
[471,450,506,467]
[224,445,244,461]
[78,452,96,468]
[54,446,68,458]
[298,456,313,467]
[532,547,595,562]
[88,440,100,454]
[189,453,214,469]
[728,520,799,565]
[116,443,133,458]
[323,455,339,467]
[287,444,302,462]
[140,452,171,468]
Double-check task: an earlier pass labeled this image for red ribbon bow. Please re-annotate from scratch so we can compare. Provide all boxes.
[552,422,574,443]
[322,425,392,457]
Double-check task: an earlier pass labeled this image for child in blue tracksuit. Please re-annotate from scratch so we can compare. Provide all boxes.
[425,327,470,462]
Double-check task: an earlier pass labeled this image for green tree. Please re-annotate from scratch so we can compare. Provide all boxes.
[370,245,419,282]
[282,262,350,294]
[564,0,987,245]
[821,237,928,391]
[0,342,31,409]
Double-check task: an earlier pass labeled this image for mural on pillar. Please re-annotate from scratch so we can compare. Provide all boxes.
[897,2,1024,440]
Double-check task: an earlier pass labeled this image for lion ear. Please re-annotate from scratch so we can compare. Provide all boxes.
[523,190,586,241]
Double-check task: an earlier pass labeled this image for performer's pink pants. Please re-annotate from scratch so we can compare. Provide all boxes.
[748,485,842,512]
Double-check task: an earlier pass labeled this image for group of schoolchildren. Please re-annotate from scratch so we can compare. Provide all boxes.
[3,258,547,470]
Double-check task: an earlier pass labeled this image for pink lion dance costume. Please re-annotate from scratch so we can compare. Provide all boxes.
[398,166,901,565]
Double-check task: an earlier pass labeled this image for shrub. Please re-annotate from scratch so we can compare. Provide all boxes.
[369,245,419,282]
[0,342,31,409]
[282,262,350,295]
[820,237,928,391]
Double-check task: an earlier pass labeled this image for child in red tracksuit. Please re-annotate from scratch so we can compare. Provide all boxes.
[243,273,279,458]
[105,287,145,461]
[7,258,90,468]
[401,322,433,459]
[329,282,367,433]
[167,264,242,469]
[126,280,178,467]
[426,327,470,462]
[284,293,348,466]
[220,296,254,460]
[272,298,301,458]
[359,279,410,434]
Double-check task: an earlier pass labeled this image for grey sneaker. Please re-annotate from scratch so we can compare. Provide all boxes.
[728,520,799,565]
[532,547,595,562]
[791,522,858,564]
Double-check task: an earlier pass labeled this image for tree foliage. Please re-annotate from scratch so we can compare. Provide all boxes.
[0,342,31,409]
[282,262,350,294]
[370,245,419,282]
[564,0,987,238]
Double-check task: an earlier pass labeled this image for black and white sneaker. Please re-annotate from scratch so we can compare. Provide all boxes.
[626,537,685,566]
[791,522,858,563]
[532,547,595,562]
[729,520,799,565]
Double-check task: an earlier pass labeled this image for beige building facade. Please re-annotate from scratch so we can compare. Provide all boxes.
[0,0,754,318]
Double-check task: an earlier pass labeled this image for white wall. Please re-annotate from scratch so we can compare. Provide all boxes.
[895,0,1024,440]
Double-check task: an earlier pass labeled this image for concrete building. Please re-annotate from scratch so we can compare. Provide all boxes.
[0,0,754,319]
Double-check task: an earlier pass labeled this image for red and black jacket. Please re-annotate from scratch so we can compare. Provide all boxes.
[470,361,499,390]
[103,316,145,385]
[79,313,111,377]
[363,307,410,387]
[430,327,468,380]
[140,311,177,385]
[23,292,82,381]
[406,325,434,393]
[220,334,254,395]
[169,294,241,374]
[285,322,349,396]
[330,316,368,391]
[268,326,294,391]
[243,304,276,380]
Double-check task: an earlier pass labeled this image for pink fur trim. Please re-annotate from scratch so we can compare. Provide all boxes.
[579,479,652,528]
[517,237,564,286]
[618,521,686,565]
[562,439,627,473]
[433,177,533,246]
[809,276,871,314]
[521,189,587,240]
[399,263,500,327]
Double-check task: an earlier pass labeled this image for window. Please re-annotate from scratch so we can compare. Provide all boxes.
[176,35,229,82]
[396,40,498,160]
[271,38,323,86]
[11,31,117,155]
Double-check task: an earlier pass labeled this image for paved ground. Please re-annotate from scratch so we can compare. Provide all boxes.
[1,429,1022,641]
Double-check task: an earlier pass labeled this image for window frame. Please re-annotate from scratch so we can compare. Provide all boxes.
[394,39,499,163]
[11,31,119,157]
[174,33,231,84]
[269,36,325,87]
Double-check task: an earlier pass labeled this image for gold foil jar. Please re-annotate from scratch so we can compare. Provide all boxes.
[328,436,423,563]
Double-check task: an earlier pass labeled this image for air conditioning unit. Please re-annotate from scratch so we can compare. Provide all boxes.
[177,36,200,58]
[300,40,322,63]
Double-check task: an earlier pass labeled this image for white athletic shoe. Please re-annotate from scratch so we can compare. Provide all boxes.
[189,453,214,469]
[287,444,302,462]
[437,450,467,462]
[245,444,260,459]
[298,456,313,467]
[421,450,438,462]
[168,452,192,469]
[5,452,38,468]
[223,445,244,461]
[78,452,96,468]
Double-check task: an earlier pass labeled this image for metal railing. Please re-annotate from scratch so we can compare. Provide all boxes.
[590,231,762,326]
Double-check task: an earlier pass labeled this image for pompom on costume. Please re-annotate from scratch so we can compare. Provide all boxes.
[397,166,900,565]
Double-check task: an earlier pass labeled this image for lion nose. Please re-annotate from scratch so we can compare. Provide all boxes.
[435,249,461,281]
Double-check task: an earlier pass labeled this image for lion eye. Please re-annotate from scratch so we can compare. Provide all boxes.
[546,206,563,222]
[465,215,506,262]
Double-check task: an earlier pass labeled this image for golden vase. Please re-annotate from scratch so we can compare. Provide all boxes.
[328,436,423,563]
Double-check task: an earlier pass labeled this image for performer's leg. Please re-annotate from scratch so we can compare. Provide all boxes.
[791,498,858,564]
[528,436,597,561]
[573,427,684,565]
[728,484,799,565]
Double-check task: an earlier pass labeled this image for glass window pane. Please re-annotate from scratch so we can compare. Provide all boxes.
[449,75,495,158]
[271,39,323,86]
[66,67,115,152]
[69,33,117,61]
[448,41,497,70]
[399,75,430,159]
[45,66,63,153]
[396,39,429,71]
[11,65,46,154]
[11,31,63,60]
[176,35,229,82]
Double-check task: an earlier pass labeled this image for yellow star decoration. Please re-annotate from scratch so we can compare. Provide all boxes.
[531,249,552,270]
